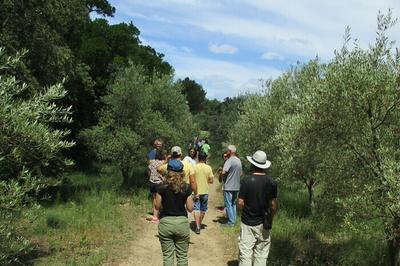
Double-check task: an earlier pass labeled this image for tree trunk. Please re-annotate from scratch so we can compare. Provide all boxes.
[307,184,314,209]
[121,168,131,189]
[389,237,400,266]
[305,178,315,211]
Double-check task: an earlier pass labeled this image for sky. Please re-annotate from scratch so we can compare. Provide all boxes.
[103,0,400,100]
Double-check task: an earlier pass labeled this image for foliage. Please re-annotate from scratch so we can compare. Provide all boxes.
[229,11,400,262]
[0,0,174,168]
[83,64,194,186]
[0,49,73,264]
[178,77,207,113]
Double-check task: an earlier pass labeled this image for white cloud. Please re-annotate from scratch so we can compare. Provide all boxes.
[261,52,284,61]
[170,53,281,99]
[208,43,238,54]
[112,0,400,99]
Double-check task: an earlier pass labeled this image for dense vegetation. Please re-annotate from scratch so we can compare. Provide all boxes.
[229,12,400,265]
[0,1,195,264]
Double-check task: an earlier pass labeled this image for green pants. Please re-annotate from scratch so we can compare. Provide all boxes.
[158,216,190,266]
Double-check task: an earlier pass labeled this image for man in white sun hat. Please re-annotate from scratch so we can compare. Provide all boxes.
[238,150,278,266]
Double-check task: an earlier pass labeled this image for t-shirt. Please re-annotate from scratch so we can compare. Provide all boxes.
[183,156,196,166]
[201,144,211,155]
[148,159,165,184]
[239,175,278,226]
[158,160,195,184]
[194,163,214,195]
[147,149,156,160]
[158,183,192,218]
[222,156,242,191]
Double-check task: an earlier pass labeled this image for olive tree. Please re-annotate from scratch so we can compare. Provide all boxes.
[83,63,194,187]
[0,48,74,264]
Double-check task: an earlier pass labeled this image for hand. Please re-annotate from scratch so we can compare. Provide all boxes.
[192,194,200,201]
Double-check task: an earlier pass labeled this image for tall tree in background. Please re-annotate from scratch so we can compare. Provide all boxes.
[179,77,207,113]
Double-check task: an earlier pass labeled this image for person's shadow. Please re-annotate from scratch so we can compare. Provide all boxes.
[227,260,238,266]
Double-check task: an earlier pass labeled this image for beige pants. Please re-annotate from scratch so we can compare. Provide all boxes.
[239,222,271,266]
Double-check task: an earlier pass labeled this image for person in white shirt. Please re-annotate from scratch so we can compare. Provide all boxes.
[183,148,197,166]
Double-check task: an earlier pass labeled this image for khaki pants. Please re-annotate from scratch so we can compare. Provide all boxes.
[158,216,190,266]
[239,222,271,266]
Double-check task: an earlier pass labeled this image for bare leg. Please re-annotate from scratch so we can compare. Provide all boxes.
[194,212,201,229]
[199,212,206,226]
[152,193,159,219]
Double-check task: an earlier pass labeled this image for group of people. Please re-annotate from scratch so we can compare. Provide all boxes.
[147,139,278,266]
[189,136,211,156]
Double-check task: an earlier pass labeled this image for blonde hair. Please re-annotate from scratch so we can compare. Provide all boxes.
[166,170,185,194]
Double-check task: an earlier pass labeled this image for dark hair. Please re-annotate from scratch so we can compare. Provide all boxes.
[155,149,166,160]
[188,148,197,157]
[171,153,181,159]
[250,164,266,173]
[198,152,207,161]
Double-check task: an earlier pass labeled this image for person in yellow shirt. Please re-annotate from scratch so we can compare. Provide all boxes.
[157,146,197,195]
[193,152,214,234]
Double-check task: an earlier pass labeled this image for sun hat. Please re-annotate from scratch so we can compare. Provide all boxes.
[171,146,182,156]
[227,145,236,153]
[246,150,271,169]
[167,159,184,172]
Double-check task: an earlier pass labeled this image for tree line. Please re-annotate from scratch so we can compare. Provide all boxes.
[0,1,215,263]
[229,12,400,265]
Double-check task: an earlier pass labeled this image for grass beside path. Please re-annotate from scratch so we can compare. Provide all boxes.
[23,166,150,265]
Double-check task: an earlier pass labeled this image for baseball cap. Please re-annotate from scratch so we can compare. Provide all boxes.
[171,146,182,156]
[167,159,184,172]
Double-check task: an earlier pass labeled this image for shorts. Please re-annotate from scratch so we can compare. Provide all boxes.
[193,194,209,212]
[149,182,161,194]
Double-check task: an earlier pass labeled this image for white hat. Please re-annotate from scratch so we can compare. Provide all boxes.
[227,145,237,153]
[246,150,271,169]
[171,146,182,156]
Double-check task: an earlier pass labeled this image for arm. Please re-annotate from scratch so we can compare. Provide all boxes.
[219,160,231,179]
[186,195,194,212]
[271,198,278,216]
[208,168,214,184]
[238,180,246,209]
[238,198,245,209]
[155,193,162,211]
[189,174,197,195]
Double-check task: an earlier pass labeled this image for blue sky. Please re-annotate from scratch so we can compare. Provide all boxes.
[103,0,400,99]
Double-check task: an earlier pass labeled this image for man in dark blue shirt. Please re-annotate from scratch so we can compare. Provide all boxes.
[148,139,163,161]
[238,150,278,266]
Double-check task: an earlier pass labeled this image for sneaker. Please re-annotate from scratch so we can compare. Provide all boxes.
[195,227,201,234]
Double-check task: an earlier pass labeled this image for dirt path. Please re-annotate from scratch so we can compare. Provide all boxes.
[115,179,235,266]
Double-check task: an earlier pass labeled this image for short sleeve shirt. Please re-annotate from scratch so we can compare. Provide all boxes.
[239,175,278,226]
[158,184,192,218]
[148,159,165,184]
[222,156,242,191]
[201,144,211,155]
[183,156,196,166]
[194,163,214,195]
[157,160,195,184]
[147,149,156,160]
